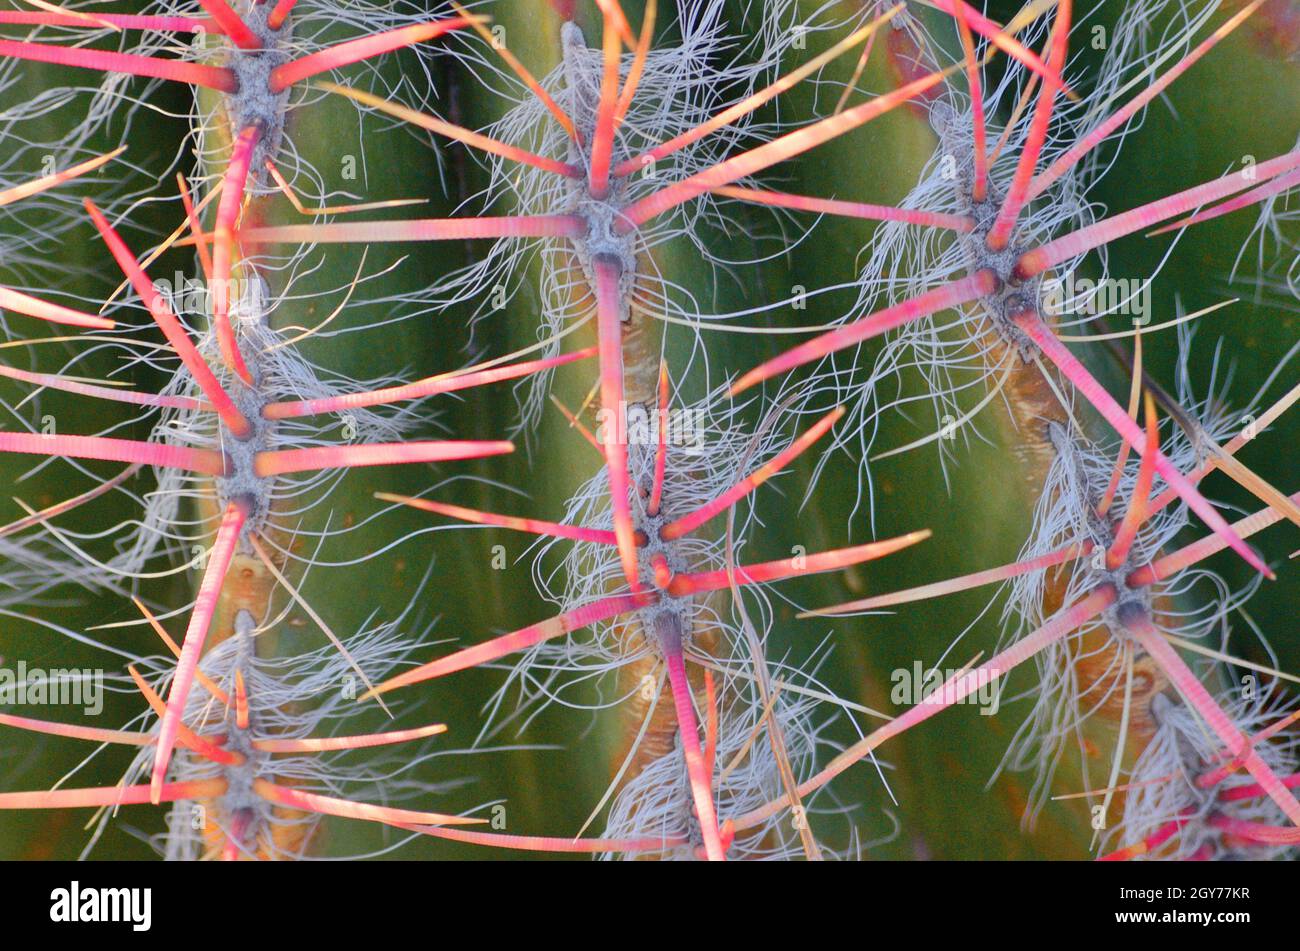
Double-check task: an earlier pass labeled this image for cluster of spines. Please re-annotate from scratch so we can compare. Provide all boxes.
[727,0,1300,856]
[0,1,581,858]
[0,0,1296,862]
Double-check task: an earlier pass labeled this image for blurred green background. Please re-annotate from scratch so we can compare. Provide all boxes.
[0,0,1295,859]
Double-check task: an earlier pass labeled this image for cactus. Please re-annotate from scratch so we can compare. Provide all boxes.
[0,0,1296,863]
